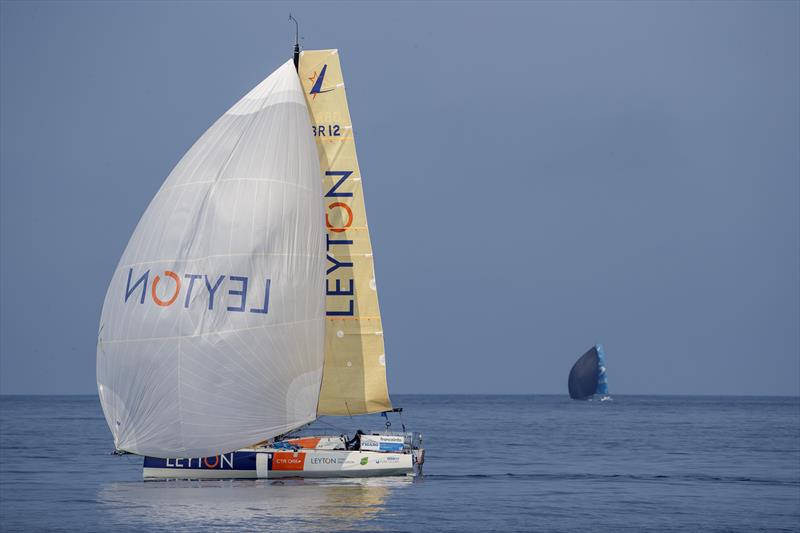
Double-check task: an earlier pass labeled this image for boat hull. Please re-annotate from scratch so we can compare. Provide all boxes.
[143,448,418,480]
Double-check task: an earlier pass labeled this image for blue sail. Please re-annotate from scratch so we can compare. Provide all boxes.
[568,344,610,400]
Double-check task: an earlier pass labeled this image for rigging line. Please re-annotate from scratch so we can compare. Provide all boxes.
[284,419,317,438]
[314,418,350,434]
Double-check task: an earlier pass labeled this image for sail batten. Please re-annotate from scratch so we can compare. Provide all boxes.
[97,60,326,458]
[299,50,392,416]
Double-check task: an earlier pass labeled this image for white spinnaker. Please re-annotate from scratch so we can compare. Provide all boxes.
[96,60,325,458]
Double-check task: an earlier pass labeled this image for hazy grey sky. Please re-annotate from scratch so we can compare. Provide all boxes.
[1,1,798,395]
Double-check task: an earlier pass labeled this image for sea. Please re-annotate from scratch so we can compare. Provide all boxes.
[0,395,798,532]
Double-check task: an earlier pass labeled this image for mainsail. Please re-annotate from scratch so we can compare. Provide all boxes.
[96,60,326,458]
[568,344,609,400]
[299,50,393,416]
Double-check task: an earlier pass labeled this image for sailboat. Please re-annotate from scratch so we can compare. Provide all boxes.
[567,344,611,401]
[96,33,423,479]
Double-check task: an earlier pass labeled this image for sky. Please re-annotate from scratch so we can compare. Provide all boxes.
[1,1,798,395]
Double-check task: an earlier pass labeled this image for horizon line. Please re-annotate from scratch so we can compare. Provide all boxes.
[1,392,798,398]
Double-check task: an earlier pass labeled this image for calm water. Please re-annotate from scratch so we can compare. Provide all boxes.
[0,395,798,532]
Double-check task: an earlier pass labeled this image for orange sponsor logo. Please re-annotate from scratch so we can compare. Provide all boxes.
[151,271,181,307]
[272,451,306,471]
[326,202,353,233]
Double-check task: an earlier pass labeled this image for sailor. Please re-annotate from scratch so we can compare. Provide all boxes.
[345,429,365,450]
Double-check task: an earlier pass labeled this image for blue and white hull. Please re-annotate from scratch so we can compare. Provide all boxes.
[143,448,420,480]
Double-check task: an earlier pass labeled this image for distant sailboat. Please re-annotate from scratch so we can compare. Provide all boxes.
[96,26,423,479]
[568,344,611,401]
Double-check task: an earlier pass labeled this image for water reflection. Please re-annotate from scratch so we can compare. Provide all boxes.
[97,477,412,531]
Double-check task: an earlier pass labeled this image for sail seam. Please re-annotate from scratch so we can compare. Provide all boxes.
[177,329,184,454]
[178,63,283,269]
[114,252,321,270]
[153,177,315,196]
[99,317,321,344]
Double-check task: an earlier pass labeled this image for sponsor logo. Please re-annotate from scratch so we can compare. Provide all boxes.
[270,451,306,471]
[359,435,405,452]
[164,453,235,469]
[324,170,357,317]
[124,269,271,315]
[308,64,335,98]
[309,457,339,465]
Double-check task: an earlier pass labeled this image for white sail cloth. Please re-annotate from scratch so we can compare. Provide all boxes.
[96,60,325,458]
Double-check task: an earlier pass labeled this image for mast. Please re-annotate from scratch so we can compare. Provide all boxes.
[289,14,300,70]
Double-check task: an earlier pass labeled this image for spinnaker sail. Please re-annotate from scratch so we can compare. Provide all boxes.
[96,60,326,458]
[299,50,393,416]
[568,344,610,400]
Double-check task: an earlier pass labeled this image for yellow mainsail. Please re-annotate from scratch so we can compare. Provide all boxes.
[299,50,392,416]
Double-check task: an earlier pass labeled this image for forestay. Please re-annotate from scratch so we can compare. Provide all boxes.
[96,60,326,458]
